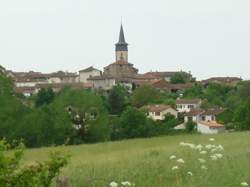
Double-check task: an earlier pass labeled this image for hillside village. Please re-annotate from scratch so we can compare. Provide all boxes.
[0,25,244,135]
[0,25,247,143]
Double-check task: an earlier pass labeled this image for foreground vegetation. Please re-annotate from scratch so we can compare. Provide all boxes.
[21,132,250,187]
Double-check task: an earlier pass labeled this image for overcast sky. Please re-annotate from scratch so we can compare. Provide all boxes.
[0,0,250,80]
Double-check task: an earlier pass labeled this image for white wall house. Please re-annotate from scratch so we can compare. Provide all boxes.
[176,99,202,113]
[143,104,178,121]
[184,108,225,134]
[79,66,101,83]
[197,121,225,134]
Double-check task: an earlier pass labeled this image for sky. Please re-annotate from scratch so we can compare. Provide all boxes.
[0,0,250,80]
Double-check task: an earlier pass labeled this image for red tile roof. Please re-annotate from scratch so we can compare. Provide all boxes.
[142,104,173,113]
[199,120,224,128]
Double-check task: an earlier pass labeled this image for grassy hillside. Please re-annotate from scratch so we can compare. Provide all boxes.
[22,132,250,187]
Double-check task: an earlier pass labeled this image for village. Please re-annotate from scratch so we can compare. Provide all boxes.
[0,24,243,135]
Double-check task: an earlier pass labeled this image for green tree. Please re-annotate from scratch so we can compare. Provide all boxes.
[0,75,28,140]
[51,88,111,143]
[131,85,164,107]
[234,99,250,130]
[186,121,196,132]
[119,107,154,138]
[108,85,128,115]
[15,105,72,147]
[35,88,55,107]
[170,72,193,84]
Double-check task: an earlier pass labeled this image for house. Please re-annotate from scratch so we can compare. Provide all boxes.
[184,108,224,123]
[35,82,93,93]
[197,121,225,134]
[48,71,78,84]
[142,104,178,121]
[143,71,179,82]
[202,77,242,86]
[79,66,101,83]
[14,71,49,88]
[176,99,202,113]
[184,108,225,134]
[151,79,194,93]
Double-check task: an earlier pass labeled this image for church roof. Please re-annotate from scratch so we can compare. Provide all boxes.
[117,24,127,44]
[115,24,128,51]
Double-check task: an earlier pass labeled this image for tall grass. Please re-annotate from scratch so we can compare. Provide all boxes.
[22,132,250,187]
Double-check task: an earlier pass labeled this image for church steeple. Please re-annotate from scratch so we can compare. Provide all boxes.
[118,24,126,44]
[115,24,128,62]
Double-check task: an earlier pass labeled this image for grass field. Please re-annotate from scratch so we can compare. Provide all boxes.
[22,132,250,187]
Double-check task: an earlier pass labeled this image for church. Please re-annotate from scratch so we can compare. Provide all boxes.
[88,24,140,90]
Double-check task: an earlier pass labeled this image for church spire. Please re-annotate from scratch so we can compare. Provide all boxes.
[115,24,128,62]
[118,24,126,44]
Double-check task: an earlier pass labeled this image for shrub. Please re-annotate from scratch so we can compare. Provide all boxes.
[0,139,68,187]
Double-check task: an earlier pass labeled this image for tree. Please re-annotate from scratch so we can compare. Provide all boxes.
[118,107,154,139]
[108,85,128,115]
[170,72,193,84]
[15,105,73,147]
[237,81,250,101]
[131,85,164,107]
[51,88,111,143]
[234,99,250,130]
[186,121,196,132]
[0,75,28,141]
[35,88,55,107]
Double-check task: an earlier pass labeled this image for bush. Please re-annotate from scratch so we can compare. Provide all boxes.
[0,139,68,187]
[186,121,196,132]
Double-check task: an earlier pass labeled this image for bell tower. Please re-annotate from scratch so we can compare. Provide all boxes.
[115,24,128,62]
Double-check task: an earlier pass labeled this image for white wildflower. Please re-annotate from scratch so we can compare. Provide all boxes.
[179,142,186,146]
[210,155,218,161]
[109,181,118,187]
[215,153,223,159]
[211,148,218,153]
[177,158,185,164]
[187,171,193,176]
[121,181,131,186]
[205,144,214,149]
[200,150,207,155]
[196,144,203,150]
[172,165,179,170]
[201,165,207,170]
[169,155,176,160]
[217,145,224,151]
[188,143,196,149]
[241,182,249,186]
[209,138,215,141]
[198,158,206,163]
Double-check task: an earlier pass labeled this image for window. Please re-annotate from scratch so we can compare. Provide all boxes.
[188,105,194,109]
[155,112,161,116]
[202,116,205,121]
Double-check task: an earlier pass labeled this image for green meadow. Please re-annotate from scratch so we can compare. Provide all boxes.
[22,132,250,187]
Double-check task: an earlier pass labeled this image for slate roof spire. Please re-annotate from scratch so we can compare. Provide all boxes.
[115,24,128,51]
[118,24,126,43]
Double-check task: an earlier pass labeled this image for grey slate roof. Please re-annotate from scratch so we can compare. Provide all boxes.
[115,24,128,51]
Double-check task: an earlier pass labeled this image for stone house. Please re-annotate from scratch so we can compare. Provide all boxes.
[142,104,178,121]
[79,66,101,83]
[176,99,202,113]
